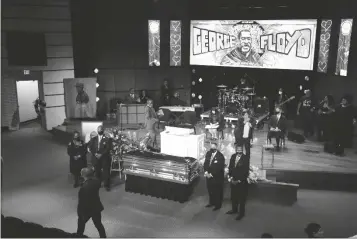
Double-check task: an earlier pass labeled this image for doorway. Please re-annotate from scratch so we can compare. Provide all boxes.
[16,80,39,123]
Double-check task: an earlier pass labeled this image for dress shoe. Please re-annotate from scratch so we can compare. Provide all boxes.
[235,214,245,220]
[212,207,221,211]
[205,204,213,208]
[226,210,237,215]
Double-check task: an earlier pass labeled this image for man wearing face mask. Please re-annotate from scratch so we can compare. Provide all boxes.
[203,142,226,211]
[267,107,287,151]
[124,88,140,104]
[88,126,112,191]
[226,143,250,220]
[67,131,88,188]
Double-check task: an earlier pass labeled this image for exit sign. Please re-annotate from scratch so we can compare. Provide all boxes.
[24,70,30,75]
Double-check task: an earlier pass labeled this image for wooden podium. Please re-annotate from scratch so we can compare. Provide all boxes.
[116,104,146,126]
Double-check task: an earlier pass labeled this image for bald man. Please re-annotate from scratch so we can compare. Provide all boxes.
[87,126,112,191]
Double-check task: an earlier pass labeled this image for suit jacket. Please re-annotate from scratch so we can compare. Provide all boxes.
[268,114,286,132]
[228,153,250,182]
[203,150,225,181]
[170,97,186,106]
[77,178,104,216]
[88,135,111,160]
[124,94,139,104]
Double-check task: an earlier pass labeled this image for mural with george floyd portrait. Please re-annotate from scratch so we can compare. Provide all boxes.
[63,78,100,142]
[63,78,97,119]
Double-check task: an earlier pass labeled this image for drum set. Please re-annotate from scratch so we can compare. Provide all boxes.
[217,84,256,114]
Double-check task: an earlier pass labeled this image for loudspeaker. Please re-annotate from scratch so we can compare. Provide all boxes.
[254,97,269,114]
[287,131,305,143]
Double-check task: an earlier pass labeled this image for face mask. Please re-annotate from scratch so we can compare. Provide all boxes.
[98,131,104,135]
[212,111,215,114]
[211,148,217,152]
[279,91,282,95]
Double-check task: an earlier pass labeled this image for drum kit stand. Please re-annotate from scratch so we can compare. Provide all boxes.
[217,84,256,115]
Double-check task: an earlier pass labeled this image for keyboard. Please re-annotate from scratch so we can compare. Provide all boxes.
[160,106,195,112]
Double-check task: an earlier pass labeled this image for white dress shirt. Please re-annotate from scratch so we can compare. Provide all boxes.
[243,122,251,138]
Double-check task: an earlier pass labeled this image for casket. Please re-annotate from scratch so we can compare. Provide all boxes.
[122,150,200,185]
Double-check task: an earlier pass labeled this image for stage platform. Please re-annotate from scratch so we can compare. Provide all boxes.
[52,119,357,192]
[200,110,269,126]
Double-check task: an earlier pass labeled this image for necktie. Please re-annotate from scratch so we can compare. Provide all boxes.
[210,152,215,165]
[235,155,241,167]
[98,136,101,149]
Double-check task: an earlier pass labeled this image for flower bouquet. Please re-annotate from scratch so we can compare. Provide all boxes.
[247,165,266,184]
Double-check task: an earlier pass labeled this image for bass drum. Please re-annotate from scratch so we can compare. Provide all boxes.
[226,102,242,115]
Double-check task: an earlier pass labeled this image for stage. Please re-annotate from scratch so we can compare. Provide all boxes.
[52,119,357,191]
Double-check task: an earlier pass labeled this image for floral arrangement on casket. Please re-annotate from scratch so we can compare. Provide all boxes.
[104,127,150,157]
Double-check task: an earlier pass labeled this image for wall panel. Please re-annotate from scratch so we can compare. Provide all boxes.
[3,0,69,7]
[2,6,71,20]
[42,70,74,83]
[45,33,72,45]
[1,19,71,32]
[43,82,64,95]
[46,46,73,57]
[44,95,65,107]
[2,58,74,71]
[45,106,66,130]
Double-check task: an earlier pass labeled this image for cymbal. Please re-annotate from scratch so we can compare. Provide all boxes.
[242,87,253,91]
[217,84,227,88]
[247,93,256,96]
[233,87,239,90]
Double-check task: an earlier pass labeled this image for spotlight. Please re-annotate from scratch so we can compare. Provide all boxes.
[192,69,196,74]
[198,95,202,100]
[199,78,203,82]
[96,83,99,88]
[149,21,160,34]
[192,93,196,98]
[192,81,196,86]
[305,76,309,81]
[96,97,100,102]
[94,68,99,74]
[299,85,303,90]
[263,96,266,99]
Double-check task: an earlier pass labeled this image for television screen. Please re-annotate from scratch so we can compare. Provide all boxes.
[190,20,317,70]
[6,31,47,66]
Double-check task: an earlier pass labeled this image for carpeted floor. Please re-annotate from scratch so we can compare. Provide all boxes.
[1,123,357,238]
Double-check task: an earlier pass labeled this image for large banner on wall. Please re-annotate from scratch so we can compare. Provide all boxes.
[64,78,97,119]
[190,20,317,70]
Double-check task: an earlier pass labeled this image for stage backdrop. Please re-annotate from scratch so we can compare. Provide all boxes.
[190,20,317,70]
[64,78,97,119]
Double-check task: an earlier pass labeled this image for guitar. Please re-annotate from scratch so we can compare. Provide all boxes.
[275,96,295,109]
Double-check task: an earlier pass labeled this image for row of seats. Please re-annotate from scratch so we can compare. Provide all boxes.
[1,215,88,238]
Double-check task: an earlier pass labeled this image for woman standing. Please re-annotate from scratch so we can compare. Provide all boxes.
[317,95,335,142]
[67,131,88,188]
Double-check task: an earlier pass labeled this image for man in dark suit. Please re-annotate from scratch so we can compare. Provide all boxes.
[76,167,106,238]
[170,92,186,106]
[124,88,140,104]
[203,142,225,211]
[88,125,112,191]
[267,107,286,150]
[226,143,250,220]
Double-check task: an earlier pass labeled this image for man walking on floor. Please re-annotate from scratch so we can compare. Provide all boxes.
[76,167,106,238]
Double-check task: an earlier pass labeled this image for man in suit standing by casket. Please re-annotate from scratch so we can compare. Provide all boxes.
[267,107,287,151]
[203,142,225,211]
[145,99,159,148]
[226,143,250,220]
[76,167,106,238]
[88,125,112,191]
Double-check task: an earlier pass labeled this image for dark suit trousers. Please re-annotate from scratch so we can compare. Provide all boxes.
[77,212,106,238]
[267,131,283,146]
[206,177,224,208]
[242,138,251,155]
[94,156,112,188]
[230,182,248,215]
